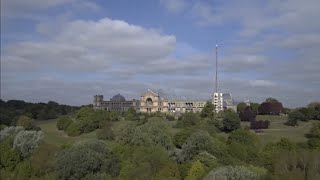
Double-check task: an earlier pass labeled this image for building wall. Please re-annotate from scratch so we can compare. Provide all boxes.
[212,93,223,112]
[139,90,168,113]
[168,100,207,113]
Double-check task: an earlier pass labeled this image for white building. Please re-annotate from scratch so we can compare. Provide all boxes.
[212,92,223,112]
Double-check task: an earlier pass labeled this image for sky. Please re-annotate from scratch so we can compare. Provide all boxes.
[1,0,320,108]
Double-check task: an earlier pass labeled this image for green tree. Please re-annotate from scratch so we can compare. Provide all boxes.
[204,166,266,180]
[185,160,205,180]
[222,110,241,132]
[237,102,247,112]
[173,128,195,148]
[181,131,215,161]
[65,122,82,136]
[307,122,320,138]
[55,140,120,179]
[0,138,21,170]
[201,101,215,118]
[56,116,72,130]
[16,115,35,130]
[176,112,201,128]
[286,110,306,126]
[13,130,43,158]
[250,103,260,114]
[96,124,115,141]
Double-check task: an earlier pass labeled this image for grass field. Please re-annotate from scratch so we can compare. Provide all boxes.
[36,119,96,146]
[37,115,316,147]
[241,115,316,144]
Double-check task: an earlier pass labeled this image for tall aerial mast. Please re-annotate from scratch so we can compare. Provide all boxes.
[215,44,218,93]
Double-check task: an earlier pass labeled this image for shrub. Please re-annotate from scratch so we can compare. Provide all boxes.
[222,110,240,132]
[239,108,256,122]
[185,160,205,180]
[286,110,306,126]
[181,131,215,161]
[65,122,82,136]
[0,138,21,170]
[16,115,35,130]
[166,114,175,121]
[176,112,201,128]
[56,116,72,130]
[13,130,43,158]
[250,120,270,129]
[204,166,266,180]
[307,122,320,139]
[96,126,115,140]
[0,126,24,142]
[173,128,195,148]
[55,140,120,179]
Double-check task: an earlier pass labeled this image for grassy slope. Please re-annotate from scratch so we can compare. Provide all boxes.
[241,115,315,144]
[37,115,315,147]
[36,119,96,146]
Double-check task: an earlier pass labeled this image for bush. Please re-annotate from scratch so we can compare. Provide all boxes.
[166,114,175,121]
[204,166,266,180]
[222,110,240,132]
[176,112,201,128]
[13,130,43,158]
[16,115,35,130]
[250,120,270,129]
[0,138,21,170]
[0,126,24,142]
[307,122,320,139]
[185,160,205,180]
[55,140,121,179]
[181,131,215,161]
[56,116,72,130]
[239,108,256,122]
[65,122,82,136]
[96,126,115,140]
[286,110,306,126]
[173,128,195,148]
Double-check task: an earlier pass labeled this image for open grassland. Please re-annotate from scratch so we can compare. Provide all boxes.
[36,119,96,146]
[37,115,316,147]
[241,115,316,144]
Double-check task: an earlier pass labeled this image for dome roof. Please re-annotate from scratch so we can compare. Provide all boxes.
[111,94,126,101]
[223,93,232,101]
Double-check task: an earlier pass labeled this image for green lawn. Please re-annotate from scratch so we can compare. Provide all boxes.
[240,115,316,144]
[36,119,97,146]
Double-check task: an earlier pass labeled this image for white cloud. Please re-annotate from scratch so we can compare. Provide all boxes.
[2,18,176,73]
[160,0,188,14]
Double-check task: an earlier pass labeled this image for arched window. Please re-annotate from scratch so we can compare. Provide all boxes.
[146,98,153,106]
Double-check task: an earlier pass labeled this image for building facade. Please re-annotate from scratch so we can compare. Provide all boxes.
[93,94,139,112]
[212,92,224,112]
[139,89,169,113]
[168,100,207,113]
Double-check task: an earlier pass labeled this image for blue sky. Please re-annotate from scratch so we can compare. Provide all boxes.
[1,0,320,107]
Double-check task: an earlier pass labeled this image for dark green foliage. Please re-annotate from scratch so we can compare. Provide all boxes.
[181,131,215,161]
[222,110,241,132]
[96,124,115,141]
[0,138,21,170]
[239,108,256,122]
[227,129,259,146]
[237,102,247,113]
[56,116,72,130]
[166,114,175,121]
[117,117,174,150]
[273,151,320,179]
[55,140,121,179]
[173,128,195,148]
[286,110,306,126]
[258,98,284,115]
[201,101,215,118]
[16,115,36,130]
[307,138,320,150]
[306,122,320,140]
[308,102,320,120]
[176,112,201,128]
[0,99,78,125]
[119,146,180,179]
[65,122,82,136]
